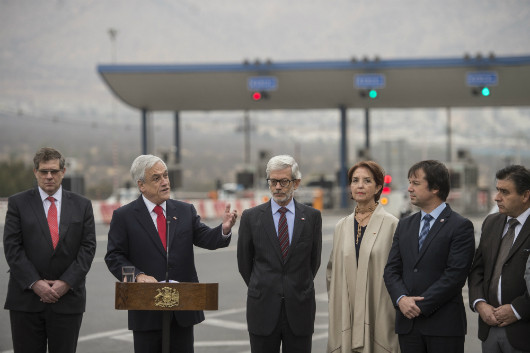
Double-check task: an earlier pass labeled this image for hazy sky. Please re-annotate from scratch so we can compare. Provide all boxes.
[1,0,529,116]
[0,0,529,193]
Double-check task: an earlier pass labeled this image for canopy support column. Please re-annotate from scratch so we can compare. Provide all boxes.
[174,111,181,163]
[339,106,348,209]
[141,108,148,155]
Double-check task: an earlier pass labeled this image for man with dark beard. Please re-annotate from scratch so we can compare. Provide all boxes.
[237,155,322,353]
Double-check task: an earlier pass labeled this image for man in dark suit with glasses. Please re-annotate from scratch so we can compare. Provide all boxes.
[3,147,96,353]
[237,154,322,353]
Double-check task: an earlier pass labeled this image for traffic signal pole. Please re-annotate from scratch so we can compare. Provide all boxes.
[339,105,348,209]
[365,108,370,153]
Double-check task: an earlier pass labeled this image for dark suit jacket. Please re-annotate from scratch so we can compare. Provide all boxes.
[384,204,475,336]
[105,196,230,331]
[468,212,530,351]
[237,199,322,336]
[3,187,96,314]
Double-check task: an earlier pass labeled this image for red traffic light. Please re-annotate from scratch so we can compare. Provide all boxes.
[382,175,392,194]
[251,91,269,101]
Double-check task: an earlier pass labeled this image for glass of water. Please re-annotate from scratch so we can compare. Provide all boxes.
[122,266,135,282]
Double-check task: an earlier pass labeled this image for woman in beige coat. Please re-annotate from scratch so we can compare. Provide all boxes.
[327,160,399,353]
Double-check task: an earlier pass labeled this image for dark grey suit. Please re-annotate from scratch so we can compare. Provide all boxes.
[237,199,322,340]
[3,187,96,352]
[526,254,530,295]
[468,212,530,351]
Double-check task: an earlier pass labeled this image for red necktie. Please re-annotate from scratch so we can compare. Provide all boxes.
[154,205,167,250]
[278,207,289,259]
[47,196,59,249]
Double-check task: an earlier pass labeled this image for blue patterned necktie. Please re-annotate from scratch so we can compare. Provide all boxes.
[418,214,433,250]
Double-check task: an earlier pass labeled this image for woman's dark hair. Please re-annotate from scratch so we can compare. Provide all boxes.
[347,160,385,201]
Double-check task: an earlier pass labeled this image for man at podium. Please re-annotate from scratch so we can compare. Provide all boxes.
[105,154,238,353]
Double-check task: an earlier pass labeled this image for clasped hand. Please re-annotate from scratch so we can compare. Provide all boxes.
[476,302,517,327]
[33,279,70,303]
[398,296,424,319]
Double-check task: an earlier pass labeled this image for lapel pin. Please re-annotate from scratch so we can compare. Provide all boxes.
[173,216,177,220]
[440,219,445,222]
[301,217,305,221]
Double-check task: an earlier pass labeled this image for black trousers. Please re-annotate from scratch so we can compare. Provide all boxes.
[9,308,83,353]
[133,316,194,353]
[249,301,312,353]
[398,320,464,353]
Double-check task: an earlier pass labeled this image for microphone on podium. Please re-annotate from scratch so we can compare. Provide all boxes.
[165,219,170,283]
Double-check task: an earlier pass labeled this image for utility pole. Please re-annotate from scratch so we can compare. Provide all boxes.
[108,28,119,194]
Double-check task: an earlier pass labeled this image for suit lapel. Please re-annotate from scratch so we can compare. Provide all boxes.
[358,204,385,265]
[406,213,422,262]
[416,206,452,263]
[165,200,180,253]
[507,214,530,261]
[286,201,305,263]
[342,214,357,297]
[59,190,72,244]
[133,197,167,257]
[28,188,54,249]
[261,201,284,263]
[487,214,506,269]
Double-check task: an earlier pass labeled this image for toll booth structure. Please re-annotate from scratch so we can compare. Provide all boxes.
[97,55,530,209]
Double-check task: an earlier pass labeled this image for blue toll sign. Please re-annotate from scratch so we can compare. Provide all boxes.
[247,76,278,91]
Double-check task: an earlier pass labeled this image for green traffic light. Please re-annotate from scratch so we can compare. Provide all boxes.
[481,87,490,97]
[369,89,378,99]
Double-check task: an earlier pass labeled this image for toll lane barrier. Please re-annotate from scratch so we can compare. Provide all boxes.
[0,199,259,226]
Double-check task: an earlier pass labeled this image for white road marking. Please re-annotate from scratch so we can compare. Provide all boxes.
[78,328,130,342]
[203,317,248,330]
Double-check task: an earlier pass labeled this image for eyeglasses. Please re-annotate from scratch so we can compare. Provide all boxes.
[37,169,62,176]
[266,179,295,187]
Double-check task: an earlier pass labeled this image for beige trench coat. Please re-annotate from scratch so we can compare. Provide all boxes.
[326,204,399,353]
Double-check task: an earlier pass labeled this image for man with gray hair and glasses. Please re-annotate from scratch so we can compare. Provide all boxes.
[105,154,238,353]
[237,154,322,352]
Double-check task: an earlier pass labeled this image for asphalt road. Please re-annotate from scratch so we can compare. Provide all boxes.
[0,211,485,353]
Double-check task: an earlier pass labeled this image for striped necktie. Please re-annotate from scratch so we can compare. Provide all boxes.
[278,207,289,259]
[418,214,433,250]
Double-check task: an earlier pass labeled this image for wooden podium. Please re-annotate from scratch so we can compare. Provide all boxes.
[115,282,218,311]
[115,282,219,352]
